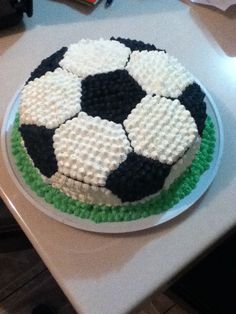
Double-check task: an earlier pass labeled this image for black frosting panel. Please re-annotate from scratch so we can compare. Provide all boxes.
[27,47,68,83]
[81,69,146,124]
[178,83,207,136]
[110,37,165,52]
[106,152,171,202]
[19,124,58,178]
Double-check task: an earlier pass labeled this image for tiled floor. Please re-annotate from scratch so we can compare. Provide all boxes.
[0,249,76,314]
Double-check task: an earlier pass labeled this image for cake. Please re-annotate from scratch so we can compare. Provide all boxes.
[11,38,215,223]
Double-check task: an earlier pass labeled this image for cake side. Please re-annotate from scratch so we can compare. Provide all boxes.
[11,115,216,222]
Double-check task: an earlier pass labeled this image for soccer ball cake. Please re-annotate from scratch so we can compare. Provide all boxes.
[12,38,215,222]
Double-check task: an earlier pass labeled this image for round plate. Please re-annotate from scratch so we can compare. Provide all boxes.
[1,84,223,233]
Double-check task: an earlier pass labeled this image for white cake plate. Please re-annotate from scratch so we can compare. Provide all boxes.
[1,84,223,233]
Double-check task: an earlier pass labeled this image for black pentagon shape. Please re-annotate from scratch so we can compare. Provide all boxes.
[106,152,171,202]
[178,83,207,136]
[81,69,146,124]
[27,47,67,83]
[19,124,58,177]
[110,37,165,52]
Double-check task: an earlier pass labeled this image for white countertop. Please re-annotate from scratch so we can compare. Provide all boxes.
[1,1,236,313]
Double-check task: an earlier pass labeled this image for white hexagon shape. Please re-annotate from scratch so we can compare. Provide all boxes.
[53,112,132,186]
[123,95,198,165]
[126,50,194,98]
[50,172,122,206]
[20,68,82,129]
[59,39,131,78]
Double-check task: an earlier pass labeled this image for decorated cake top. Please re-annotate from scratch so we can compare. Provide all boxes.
[18,38,207,206]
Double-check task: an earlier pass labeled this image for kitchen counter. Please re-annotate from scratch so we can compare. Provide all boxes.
[1,1,236,313]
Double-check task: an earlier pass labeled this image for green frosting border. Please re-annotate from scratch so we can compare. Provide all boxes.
[11,115,216,223]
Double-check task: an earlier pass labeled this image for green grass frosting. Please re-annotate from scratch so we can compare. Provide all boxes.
[11,115,216,223]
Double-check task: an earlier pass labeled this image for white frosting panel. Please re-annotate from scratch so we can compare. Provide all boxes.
[53,112,132,186]
[59,39,131,78]
[124,95,198,165]
[50,172,122,206]
[126,51,194,98]
[20,68,82,129]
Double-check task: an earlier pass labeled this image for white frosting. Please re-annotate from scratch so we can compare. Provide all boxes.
[53,112,132,186]
[50,172,122,206]
[20,68,82,129]
[164,136,201,189]
[126,50,194,98]
[123,95,198,165]
[59,39,131,78]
